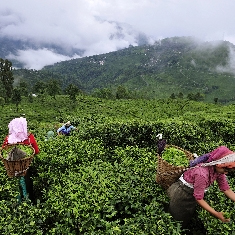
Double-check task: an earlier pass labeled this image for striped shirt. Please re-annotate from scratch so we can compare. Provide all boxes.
[183,164,229,200]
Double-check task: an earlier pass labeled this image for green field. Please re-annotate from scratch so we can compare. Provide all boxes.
[1,95,235,234]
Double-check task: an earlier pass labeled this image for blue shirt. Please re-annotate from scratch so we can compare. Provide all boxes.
[57,125,76,135]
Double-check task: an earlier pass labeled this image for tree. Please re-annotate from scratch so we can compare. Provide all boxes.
[194,92,204,101]
[28,93,34,103]
[0,80,6,98]
[116,85,129,99]
[46,79,61,99]
[18,80,29,96]
[92,88,114,99]
[214,97,218,104]
[178,92,184,99]
[187,92,204,101]
[65,84,80,101]
[187,93,194,100]
[0,58,14,102]
[0,97,5,107]
[12,88,21,112]
[33,81,47,94]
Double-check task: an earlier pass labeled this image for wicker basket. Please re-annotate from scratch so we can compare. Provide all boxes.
[156,144,194,189]
[0,144,35,177]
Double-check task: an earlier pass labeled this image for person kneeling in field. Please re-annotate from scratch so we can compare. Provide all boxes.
[167,146,235,228]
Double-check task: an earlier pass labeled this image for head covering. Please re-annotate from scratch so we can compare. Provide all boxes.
[7,117,28,144]
[216,154,235,168]
[65,121,71,126]
[201,146,235,168]
[206,146,233,162]
[47,131,54,139]
[157,133,163,140]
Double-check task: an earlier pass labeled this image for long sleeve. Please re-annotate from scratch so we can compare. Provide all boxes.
[189,153,210,167]
[26,134,40,154]
[1,136,9,149]
[57,126,64,133]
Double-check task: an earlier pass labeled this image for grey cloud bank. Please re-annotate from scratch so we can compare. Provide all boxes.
[1,0,235,69]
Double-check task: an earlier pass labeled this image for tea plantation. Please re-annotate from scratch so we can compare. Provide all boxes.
[1,95,235,234]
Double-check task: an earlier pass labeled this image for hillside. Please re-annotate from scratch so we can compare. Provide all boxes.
[12,36,235,103]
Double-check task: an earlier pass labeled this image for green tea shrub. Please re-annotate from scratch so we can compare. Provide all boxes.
[32,142,181,234]
[2,97,235,234]
[200,118,235,144]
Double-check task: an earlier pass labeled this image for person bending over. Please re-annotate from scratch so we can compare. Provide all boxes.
[167,146,235,228]
[57,121,77,136]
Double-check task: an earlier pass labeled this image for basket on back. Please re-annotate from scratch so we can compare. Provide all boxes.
[156,144,194,189]
[0,144,35,177]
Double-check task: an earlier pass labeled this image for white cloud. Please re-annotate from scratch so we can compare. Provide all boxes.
[8,49,80,70]
[1,0,235,69]
[216,46,235,75]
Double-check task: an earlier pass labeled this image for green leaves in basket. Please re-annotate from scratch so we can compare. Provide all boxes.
[161,147,189,167]
[1,145,34,159]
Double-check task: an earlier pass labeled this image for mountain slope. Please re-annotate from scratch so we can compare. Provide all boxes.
[12,36,235,103]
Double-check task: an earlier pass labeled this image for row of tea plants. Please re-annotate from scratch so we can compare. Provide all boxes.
[1,96,235,234]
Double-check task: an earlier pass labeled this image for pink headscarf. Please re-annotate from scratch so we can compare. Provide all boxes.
[206,146,235,168]
[7,117,28,144]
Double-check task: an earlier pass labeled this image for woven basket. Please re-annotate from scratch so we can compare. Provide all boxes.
[156,144,194,189]
[0,144,35,177]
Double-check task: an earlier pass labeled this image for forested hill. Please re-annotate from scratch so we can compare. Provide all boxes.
[13,36,235,103]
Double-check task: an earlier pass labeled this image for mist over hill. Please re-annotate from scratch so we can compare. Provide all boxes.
[2,36,235,104]
[0,20,152,70]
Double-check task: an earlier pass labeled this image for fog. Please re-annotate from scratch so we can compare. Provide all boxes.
[1,0,235,69]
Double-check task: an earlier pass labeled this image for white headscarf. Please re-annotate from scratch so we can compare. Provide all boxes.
[201,146,235,168]
[7,117,28,144]
[201,153,235,168]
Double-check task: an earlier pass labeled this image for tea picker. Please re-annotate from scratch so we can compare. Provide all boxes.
[0,117,39,203]
[45,130,55,141]
[156,143,235,230]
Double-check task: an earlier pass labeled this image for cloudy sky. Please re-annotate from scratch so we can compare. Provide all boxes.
[1,0,235,69]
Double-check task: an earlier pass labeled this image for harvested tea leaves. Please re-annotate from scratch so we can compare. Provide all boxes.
[1,145,34,159]
[161,147,189,167]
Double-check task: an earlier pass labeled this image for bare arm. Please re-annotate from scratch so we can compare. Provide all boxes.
[223,188,235,201]
[197,199,230,222]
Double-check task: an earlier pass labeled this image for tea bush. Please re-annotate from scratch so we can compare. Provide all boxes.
[1,96,235,234]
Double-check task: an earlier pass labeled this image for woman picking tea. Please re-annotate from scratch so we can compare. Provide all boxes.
[167,146,235,228]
